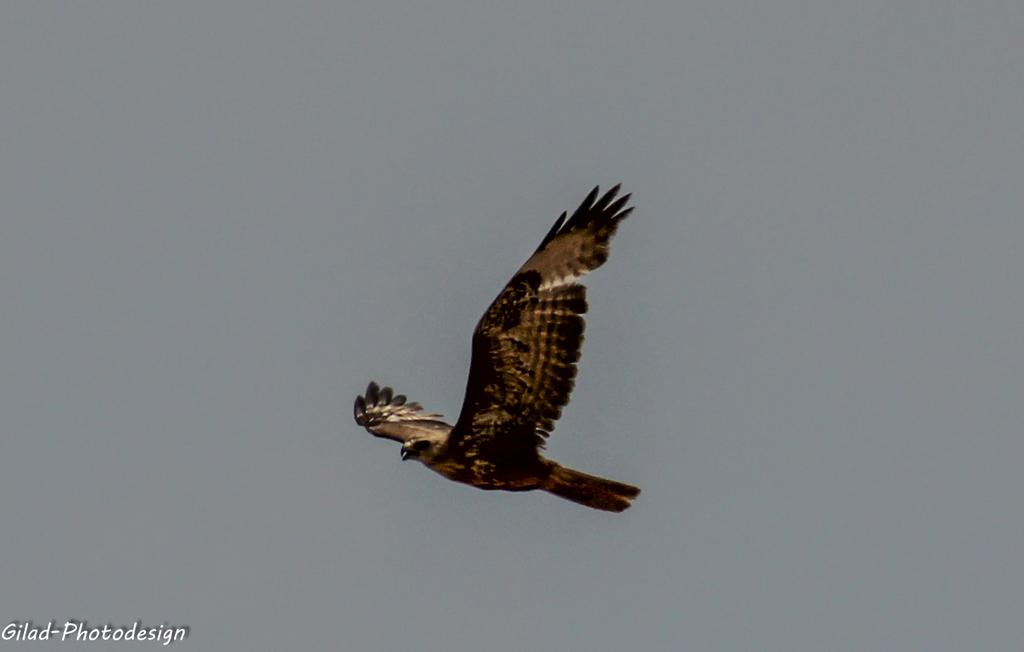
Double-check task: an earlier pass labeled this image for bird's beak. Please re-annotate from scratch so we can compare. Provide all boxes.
[400,447,410,461]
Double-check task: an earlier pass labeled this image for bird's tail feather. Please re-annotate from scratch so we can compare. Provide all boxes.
[543,465,640,513]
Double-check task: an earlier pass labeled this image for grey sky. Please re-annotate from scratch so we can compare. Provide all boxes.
[2,2,1022,651]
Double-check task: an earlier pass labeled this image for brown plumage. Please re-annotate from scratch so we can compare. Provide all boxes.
[354,185,639,512]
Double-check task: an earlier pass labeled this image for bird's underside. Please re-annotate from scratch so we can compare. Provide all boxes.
[353,185,640,512]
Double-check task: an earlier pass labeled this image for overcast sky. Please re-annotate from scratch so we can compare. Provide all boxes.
[2,3,1022,651]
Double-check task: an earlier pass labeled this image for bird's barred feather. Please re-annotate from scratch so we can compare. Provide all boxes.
[452,185,632,450]
[354,381,451,444]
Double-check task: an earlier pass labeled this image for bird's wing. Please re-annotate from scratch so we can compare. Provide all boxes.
[451,185,633,451]
[354,381,452,444]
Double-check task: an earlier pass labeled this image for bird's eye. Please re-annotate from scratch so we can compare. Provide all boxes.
[412,440,430,451]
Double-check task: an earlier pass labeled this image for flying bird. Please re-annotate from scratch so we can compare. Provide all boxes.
[354,185,639,512]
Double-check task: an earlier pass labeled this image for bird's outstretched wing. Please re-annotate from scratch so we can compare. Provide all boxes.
[452,185,633,451]
[354,381,452,443]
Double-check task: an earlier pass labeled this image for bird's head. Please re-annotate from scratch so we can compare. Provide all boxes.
[400,435,444,463]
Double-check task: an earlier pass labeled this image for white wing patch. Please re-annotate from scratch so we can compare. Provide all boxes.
[539,271,585,291]
[367,400,442,424]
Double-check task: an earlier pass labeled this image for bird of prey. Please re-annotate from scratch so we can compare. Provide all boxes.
[354,185,639,512]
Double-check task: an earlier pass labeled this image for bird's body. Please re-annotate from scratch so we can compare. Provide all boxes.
[354,185,639,512]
